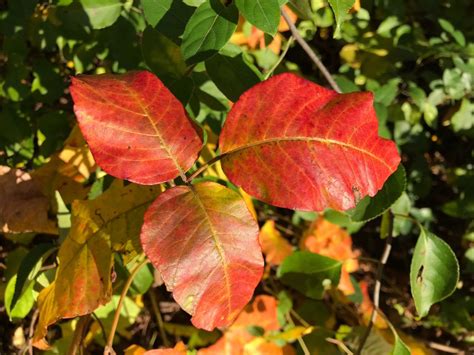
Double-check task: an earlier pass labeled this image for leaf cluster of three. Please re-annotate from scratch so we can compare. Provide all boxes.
[58,70,401,338]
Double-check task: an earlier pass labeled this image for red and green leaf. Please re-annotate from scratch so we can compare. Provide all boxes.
[219,73,401,211]
[141,181,263,330]
[70,71,202,185]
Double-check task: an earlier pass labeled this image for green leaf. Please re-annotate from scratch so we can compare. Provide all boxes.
[385,311,411,355]
[452,98,474,132]
[277,251,342,299]
[142,0,195,42]
[277,290,293,326]
[142,26,188,79]
[347,165,406,222]
[374,78,400,106]
[205,46,262,102]
[141,0,173,26]
[181,0,239,64]
[5,275,35,319]
[438,19,466,46]
[410,227,460,318]
[79,0,123,29]
[235,0,280,35]
[287,0,312,20]
[391,333,410,355]
[10,243,55,312]
[328,0,355,37]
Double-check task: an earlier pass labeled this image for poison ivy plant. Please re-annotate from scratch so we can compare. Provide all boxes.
[0,0,470,353]
[60,69,400,336]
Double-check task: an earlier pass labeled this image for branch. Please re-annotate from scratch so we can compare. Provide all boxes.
[281,8,341,93]
[186,154,223,182]
[355,210,394,354]
[149,290,170,347]
[104,258,149,355]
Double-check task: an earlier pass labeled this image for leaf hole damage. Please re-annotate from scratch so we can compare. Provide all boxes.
[416,265,424,284]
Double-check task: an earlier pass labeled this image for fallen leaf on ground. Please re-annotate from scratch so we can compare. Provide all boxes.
[0,166,57,234]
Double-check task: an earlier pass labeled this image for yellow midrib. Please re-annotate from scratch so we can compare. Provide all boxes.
[190,187,232,316]
[223,136,392,169]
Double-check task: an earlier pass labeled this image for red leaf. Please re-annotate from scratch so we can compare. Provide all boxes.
[141,182,263,330]
[70,71,202,184]
[219,73,400,211]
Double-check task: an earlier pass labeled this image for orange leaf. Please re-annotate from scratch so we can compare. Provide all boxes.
[259,221,293,265]
[145,341,187,355]
[199,295,285,355]
[300,217,359,294]
[359,281,388,329]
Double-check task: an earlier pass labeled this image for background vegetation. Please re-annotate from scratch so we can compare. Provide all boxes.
[0,0,473,354]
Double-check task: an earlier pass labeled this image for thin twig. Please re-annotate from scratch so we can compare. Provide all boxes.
[104,258,149,355]
[281,8,341,93]
[326,337,354,355]
[69,314,92,355]
[27,309,39,355]
[285,313,310,355]
[264,36,295,80]
[92,312,108,344]
[290,309,311,328]
[428,341,464,354]
[356,211,394,355]
[149,290,170,347]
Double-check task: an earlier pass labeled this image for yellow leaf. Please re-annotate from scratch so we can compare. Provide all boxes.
[259,221,293,265]
[340,44,361,69]
[267,326,314,342]
[33,154,90,204]
[58,125,96,182]
[33,181,162,349]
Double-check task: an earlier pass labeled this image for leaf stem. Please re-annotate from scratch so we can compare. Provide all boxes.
[281,8,341,93]
[104,258,149,355]
[264,36,295,80]
[186,154,224,182]
[26,309,39,355]
[356,210,394,354]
